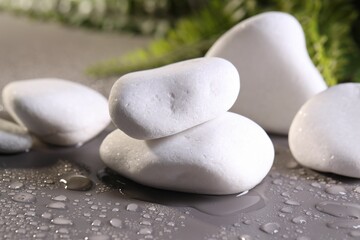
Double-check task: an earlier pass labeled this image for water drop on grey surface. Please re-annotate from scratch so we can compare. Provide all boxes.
[60,174,93,191]
[280,207,293,213]
[138,227,152,234]
[51,217,73,226]
[326,220,360,229]
[52,195,67,201]
[41,212,52,219]
[126,203,139,212]
[46,202,67,209]
[284,200,300,206]
[315,201,360,219]
[325,185,346,195]
[92,220,102,227]
[86,235,110,240]
[354,186,360,193]
[8,181,24,190]
[292,216,307,224]
[109,218,122,228]
[349,231,360,237]
[12,192,36,203]
[260,222,280,234]
[238,234,252,240]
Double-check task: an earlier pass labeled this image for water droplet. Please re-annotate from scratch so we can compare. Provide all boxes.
[8,181,24,190]
[140,220,152,226]
[91,204,101,209]
[354,187,360,194]
[349,231,360,237]
[138,227,152,234]
[51,217,73,226]
[272,179,283,185]
[315,201,360,219]
[12,192,36,203]
[326,220,360,229]
[260,222,280,234]
[92,220,101,227]
[52,195,67,201]
[143,213,151,219]
[284,200,300,206]
[238,234,252,240]
[109,218,122,228]
[86,235,110,240]
[325,185,346,195]
[243,220,252,225]
[310,182,322,188]
[56,228,69,234]
[25,211,36,217]
[292,216,307,224]
[46,202,67,210]
[38,225,49,231]
[126,203,139,212]
[280,207,293,213]
[41,212,52,219]
[296,237,311,240]
[60,174,93,191]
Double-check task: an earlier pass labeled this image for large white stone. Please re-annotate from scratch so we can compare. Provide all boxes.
[2,78,111,146]
[206,12,327,135]
[0,118,32,153]
[100,112,274,195]
[109,57,240,140]
[289,83,360,178]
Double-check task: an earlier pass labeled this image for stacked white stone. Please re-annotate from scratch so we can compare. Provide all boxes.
[100,57,274,195]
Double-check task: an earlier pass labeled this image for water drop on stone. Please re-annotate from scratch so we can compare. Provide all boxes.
[52,195,67,201]
[60,174,93,191]
[51,217,73,226]
[311,182,322,188]
[296,237,311,240]
[92,220,101,227]
[8,181,24,190]
[12,192,36,203]
[46,202,67,210]
[349,231,360,237]
[284,200,300,206]
[86,235,110,240]
[354,187,360,193]
[138,227,152,235]
[280,207,293,213]
[109,218,122,228]
[56,228,69,234]
[292,216,307,224]
[238,234,252,240]
[260,222,280,234]
[41,212,52,219]
[315,201,360,219]
[325,185,346,195]
[126,203,139,212]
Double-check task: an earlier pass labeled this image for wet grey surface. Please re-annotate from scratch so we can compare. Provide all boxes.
[1,13,360,240]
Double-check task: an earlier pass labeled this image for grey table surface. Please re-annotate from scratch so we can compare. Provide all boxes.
[1,13,360,240]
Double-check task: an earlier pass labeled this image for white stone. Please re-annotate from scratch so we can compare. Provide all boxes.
[109,57,240,140]
[2,78,110,146]
[100,112,274,195]
[289,83,360,178]
[206,12,327,135]
[0,118,32,153]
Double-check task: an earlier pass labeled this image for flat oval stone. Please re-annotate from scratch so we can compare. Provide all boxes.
[2,78,111,146]
[0,118,32,153]
[289,83,360,178]
[100,112,274,195]
[109,57,240,140]
[206,12,327,135]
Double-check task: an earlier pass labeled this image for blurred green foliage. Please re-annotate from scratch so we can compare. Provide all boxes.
[0,0,207,36]
[87,0,360,86]
[1,0,360,85]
